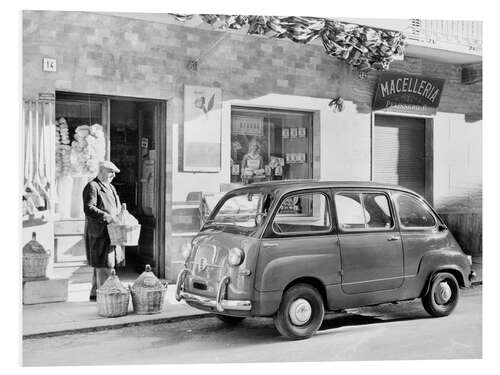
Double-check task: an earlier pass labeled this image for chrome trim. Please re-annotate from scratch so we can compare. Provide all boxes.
[216,276,230,312]
[175,268,190,301]
[176,272,252,311]
[179,291,252,311]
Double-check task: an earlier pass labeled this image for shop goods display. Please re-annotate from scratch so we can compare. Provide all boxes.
[24,101,51,212]
[170,14,405,71]
[71,124,106,176]
[96,269,130,318]
[129,264,167,314]
[55,118,71,177]
[108,203,142,246]
[23,232,50,278]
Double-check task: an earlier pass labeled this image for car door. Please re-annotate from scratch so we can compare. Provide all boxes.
[255,189,341,292]
[334,190,404,294]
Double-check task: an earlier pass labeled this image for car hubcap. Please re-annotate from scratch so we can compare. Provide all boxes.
[435,281,452,305]
[289,298,312,326]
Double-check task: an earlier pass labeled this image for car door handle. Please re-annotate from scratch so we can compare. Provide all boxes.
[263,242,279,248]
[387,236,401,241]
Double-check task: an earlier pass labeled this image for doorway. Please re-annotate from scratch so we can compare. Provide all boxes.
[54,92,166,278]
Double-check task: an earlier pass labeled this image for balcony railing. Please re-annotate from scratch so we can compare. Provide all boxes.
[406,19,482,55]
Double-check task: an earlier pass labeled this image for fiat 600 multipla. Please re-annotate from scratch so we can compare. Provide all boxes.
[176,180,475,340]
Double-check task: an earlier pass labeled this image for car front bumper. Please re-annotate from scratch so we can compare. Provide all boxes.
[175,268,252,312]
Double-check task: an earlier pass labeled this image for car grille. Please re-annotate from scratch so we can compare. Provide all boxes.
[191,244,228,280]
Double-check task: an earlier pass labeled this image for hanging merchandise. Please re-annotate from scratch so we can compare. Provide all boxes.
[71,124,106,176]
[55,117,71,177]
[170,14,406,71]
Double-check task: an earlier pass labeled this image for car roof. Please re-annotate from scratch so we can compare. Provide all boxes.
[226,179,420,197]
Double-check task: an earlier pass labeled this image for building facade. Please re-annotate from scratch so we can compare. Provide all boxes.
[22,11,482,281]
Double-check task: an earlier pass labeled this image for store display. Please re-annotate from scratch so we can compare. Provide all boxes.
[71,124,106,176]
[290,128,298,138]
[129,264,167,315]
[298,127,306,138]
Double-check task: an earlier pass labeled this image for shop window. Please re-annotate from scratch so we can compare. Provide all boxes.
[230,108,313,184]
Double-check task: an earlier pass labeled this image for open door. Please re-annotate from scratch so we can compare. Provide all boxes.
[136,102,160,273]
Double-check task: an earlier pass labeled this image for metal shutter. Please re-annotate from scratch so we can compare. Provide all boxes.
[374,115,426,196]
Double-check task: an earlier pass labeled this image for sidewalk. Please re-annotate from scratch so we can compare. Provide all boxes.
[23,259,482,339]
[23,281,211,339]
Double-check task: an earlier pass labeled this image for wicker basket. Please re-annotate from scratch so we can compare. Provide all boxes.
[129,265,167,315]
[96,269,130,318]
[22,232,50,278]
[23,254,50,278]
[107,224,141,246]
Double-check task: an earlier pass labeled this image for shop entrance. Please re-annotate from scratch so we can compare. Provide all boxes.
[109,99,162,274]
[54,93,166,278]
[373,114,432,201]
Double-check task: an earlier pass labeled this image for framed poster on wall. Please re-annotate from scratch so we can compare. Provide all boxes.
[183,85,222,172]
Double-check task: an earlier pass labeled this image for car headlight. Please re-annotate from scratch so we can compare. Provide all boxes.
[228,247,245,267]
[181,242,192,259]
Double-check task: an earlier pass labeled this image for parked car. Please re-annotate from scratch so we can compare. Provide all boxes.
[176,180,475,340]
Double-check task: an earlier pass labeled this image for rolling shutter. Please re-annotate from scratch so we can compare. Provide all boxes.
[374,115,426,196]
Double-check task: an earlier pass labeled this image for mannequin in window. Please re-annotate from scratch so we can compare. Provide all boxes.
[241,139,265,184]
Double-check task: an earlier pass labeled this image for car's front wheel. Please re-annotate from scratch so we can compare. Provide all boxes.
[273,284,325,340]
[422,272,460,317]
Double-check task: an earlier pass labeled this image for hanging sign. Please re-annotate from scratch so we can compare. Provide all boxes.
[373,73,445,115]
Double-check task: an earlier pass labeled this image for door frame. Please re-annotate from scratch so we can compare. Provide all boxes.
[370,111,434,205]
[54,91,167,276]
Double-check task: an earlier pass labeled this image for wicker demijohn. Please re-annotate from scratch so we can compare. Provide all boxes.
[23,232,50,278]
[129,264,167,314]
[96,269,130,318]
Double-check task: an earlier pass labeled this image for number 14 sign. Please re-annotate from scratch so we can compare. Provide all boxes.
[42,58,57,72]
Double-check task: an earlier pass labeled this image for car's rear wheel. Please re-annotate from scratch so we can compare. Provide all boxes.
[215,314,246,325]
[422,272,460,317]
[273,283,324,340]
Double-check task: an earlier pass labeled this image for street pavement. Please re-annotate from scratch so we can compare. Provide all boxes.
[23,286,482,365]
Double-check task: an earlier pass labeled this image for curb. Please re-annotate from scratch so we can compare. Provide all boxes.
[23,312,213,340]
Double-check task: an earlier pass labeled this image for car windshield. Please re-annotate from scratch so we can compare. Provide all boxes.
[203,192,272,235]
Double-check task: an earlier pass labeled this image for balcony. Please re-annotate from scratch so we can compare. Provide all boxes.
[405,19,482,64]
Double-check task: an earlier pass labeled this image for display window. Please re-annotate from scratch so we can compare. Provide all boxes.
[230,107,313,184]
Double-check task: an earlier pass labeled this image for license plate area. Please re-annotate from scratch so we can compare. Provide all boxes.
[193,281,207,291]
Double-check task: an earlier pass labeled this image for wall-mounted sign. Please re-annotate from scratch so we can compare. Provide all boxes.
[232,116,264,136]
[42,58,57,72]
[373,72,445,115]
[183,85,222,172]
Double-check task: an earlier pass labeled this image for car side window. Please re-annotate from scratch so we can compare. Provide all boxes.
[272,192,331,234]
[335,192,394,230]
[396,194,436,228]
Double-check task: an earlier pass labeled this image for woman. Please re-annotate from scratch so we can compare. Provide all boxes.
[241,139,265,184]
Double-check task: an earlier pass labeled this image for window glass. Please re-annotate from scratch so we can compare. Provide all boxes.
[273,193,331,234]
[335,193,366,229]
[363,194,393,228]
[231,108,313,184]
[335,192,394,230]
[396,194,436,228]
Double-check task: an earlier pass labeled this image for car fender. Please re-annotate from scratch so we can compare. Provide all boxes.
[417,249,470,294]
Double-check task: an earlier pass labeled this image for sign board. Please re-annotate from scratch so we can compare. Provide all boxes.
[183,85,222,172]
[373,73,445,115]
[232,116,264,136]
[42,58,57,72]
